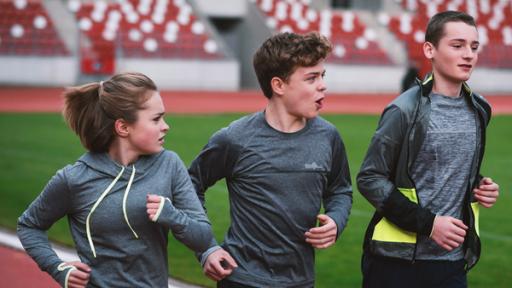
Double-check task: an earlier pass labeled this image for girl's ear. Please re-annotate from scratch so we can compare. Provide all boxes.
[270,76,286,97]
[423,41,435,60]
[114,119,130,138]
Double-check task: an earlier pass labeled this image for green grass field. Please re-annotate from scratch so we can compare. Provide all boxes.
[0,113,510,287]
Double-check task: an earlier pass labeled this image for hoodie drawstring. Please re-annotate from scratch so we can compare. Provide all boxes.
[123,166,138,239]
[86,165,138,258]
[57,262,77,288]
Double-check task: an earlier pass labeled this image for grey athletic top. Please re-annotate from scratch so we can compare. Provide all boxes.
[411,92,478,261]
[18,151,214,287]
[189,111,353,287]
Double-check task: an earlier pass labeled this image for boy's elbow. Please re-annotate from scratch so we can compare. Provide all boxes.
[198,233,215,253]
[356,171,372,197]
[176,222,215,253]
[17,214,30,232]
[356,174,389,211]
[16,216,33,244]
[186,231,214,253]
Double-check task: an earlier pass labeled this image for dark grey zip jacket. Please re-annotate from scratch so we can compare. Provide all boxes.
[17,150,214,287]
[357,75,491,270]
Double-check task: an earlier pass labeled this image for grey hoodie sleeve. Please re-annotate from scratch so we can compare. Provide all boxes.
[324,131,353,238]
[17,168,75,287]
[153,154,215,253]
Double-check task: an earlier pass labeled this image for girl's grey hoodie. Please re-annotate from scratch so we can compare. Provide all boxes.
[17,150,214,287]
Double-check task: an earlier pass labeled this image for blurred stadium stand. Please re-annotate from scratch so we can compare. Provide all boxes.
[254,0,392,65]
[72,0,224,74]
[0,0,511,93]
[0,0,77,86]
[0,1,68,55]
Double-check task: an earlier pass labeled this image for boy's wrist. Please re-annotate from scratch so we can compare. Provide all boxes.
[429,215,438,238]
[200,245,222,267]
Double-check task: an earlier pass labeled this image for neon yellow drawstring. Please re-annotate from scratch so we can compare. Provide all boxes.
[86,165,140,257]
[86,167,125,258]
[122,166,138,239]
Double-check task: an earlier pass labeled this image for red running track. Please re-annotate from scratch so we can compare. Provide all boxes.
[1,87,512,114]
[0,245,59,288]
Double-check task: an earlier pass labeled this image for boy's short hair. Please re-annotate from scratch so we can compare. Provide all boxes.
[425,11,477,47]
[253,32,332,99]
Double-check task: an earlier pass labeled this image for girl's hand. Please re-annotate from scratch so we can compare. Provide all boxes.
[65,261,91,288]
[146,194,163,221]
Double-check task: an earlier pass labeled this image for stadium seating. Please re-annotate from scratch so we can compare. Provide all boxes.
[70,0,223,74]
[0,0,69,56]
[252,0,393,65]
[389,0,512,70]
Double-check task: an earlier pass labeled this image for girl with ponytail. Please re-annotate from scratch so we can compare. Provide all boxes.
[17,72,219,287]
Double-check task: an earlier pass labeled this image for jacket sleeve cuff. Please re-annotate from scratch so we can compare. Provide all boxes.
[428,214,438,238]
[325,212,342,239]
[200,245,222,267]
[418,209,436,236]
[153,197,187,231]
[151,196,166,222]
[53,262,77,288]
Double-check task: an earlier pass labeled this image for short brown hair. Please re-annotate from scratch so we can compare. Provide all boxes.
[253,32,332,98]
[63,72,157,153]
[425,11,477,47]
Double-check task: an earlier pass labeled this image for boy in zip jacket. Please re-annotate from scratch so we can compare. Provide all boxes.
[357,11,499,288]
[17,72,215,287]
[188,32,353,287]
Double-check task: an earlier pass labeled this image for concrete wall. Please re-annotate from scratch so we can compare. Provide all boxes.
[468,68,512,94]
[42,0,79,53]
[195,0,271,89]
[351,0,382,11]
[325,64,403,93]
[118,59,240,90]
[194,0,247,18]
[325,64,512,96]
[0,56,240,91]
[324,64,512,94]
[236,4,272,88]
[0,56,78,86]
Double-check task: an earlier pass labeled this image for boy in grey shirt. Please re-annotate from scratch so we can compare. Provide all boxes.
[357,11,500,288]
[189,32,353,287]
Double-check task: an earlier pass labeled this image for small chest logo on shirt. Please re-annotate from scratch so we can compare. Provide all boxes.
[305,162,321,170]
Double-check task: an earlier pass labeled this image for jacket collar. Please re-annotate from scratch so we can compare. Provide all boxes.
[419,73,472,98]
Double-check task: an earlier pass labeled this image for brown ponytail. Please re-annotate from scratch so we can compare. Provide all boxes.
[63,72,157,152]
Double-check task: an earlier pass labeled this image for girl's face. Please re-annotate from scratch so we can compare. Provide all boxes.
[126,91,169,156]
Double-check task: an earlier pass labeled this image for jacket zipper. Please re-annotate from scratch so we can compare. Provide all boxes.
[408,85,426,264]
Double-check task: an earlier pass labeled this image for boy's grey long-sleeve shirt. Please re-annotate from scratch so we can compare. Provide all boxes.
[17,150,214,287]
[189,112,353,287]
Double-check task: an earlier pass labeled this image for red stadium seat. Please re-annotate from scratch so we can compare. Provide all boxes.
[0,0,69,56]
